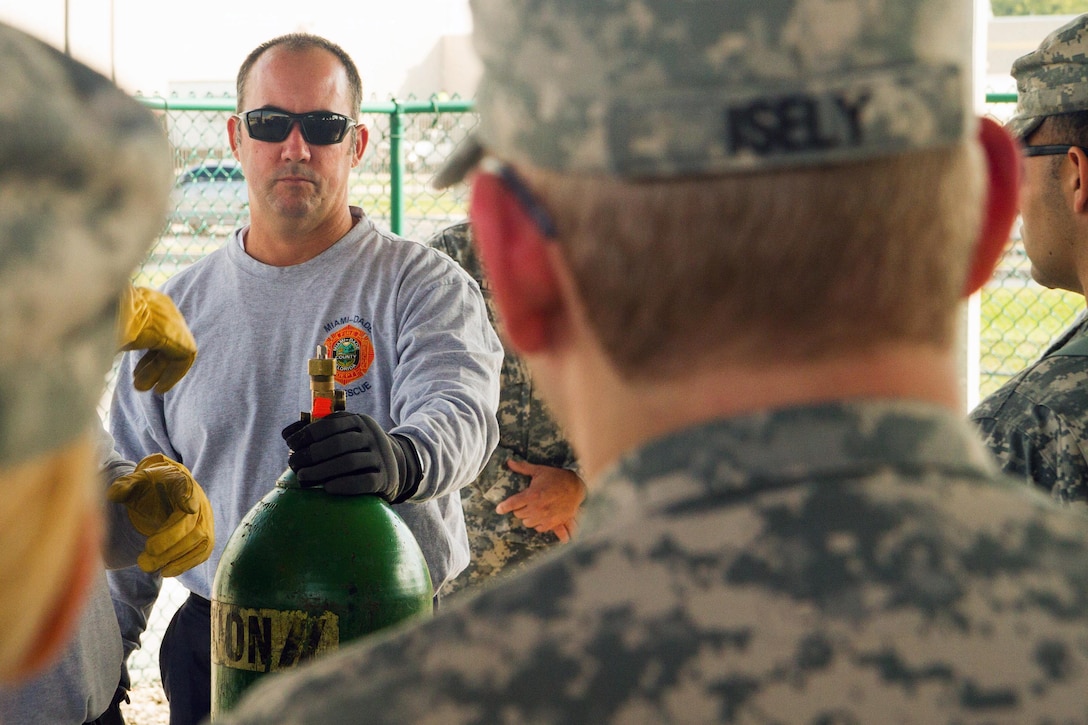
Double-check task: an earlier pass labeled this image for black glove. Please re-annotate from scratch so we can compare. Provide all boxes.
[282,411,422,502]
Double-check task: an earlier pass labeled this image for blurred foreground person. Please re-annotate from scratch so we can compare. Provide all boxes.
[0,286,210,725]
[0,22,212,724]
[217,0,1088,722]
[0,20,172,683]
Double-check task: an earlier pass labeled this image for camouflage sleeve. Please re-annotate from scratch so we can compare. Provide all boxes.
[426,222,476,279]
[477,443,529,504]
[971,407,1088,504]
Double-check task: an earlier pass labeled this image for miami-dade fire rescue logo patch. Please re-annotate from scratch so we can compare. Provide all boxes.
[324,325,374,386]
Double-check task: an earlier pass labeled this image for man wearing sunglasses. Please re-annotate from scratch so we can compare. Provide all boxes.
[107,33,502,725]
[213,1,1088,724]
[970,14,1088,506]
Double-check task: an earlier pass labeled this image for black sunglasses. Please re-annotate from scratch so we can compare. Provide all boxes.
[238,108,357,145]
[1022,144,1086,157]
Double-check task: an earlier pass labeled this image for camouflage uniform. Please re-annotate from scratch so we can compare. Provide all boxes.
[0,24,173,466]
[212,403,1088,724]
[213,2,1088,723]
[970,14,1088,503]
[429,221,579,593]
[971,312,1088,504]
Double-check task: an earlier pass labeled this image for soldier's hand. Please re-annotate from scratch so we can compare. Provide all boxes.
[106,453,214,577]
[496,460,586,539]
[117,285,197,394]
[551,518,578,544]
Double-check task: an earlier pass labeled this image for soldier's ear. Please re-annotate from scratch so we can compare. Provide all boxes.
[963,116,1019,297]
[1068,145,1088,215]
[469,170,563,355]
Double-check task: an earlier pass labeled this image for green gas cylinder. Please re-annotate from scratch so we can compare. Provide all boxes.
[209,348,433,717]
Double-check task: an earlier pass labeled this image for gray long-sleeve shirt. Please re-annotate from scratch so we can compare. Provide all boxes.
[108,209,501,660]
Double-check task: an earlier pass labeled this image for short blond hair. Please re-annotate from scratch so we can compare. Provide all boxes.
[522,141,985,380]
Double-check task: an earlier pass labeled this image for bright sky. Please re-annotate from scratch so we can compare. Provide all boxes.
[0,0,474,98]
[0,2,1069,104]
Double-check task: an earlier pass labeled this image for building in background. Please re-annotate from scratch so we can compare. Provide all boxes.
[0,1,1073,104]
[0,0,480,101]
[988,13,1080,91]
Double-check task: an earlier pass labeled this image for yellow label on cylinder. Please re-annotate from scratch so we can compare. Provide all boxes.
[211,600,339,673]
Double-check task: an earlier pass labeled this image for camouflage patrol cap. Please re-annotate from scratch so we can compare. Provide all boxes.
[0,24,173,467]
[434,0,974,188]
[1007,13,1088,140]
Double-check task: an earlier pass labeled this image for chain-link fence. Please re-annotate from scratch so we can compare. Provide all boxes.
[111,93,1082,689]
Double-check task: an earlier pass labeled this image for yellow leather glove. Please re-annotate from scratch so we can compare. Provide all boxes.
[106,453,214,577]
[117,285,197,394]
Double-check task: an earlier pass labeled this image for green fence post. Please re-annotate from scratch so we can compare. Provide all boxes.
[389,100,404,236]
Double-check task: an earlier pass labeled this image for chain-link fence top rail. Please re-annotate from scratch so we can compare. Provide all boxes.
[114,93,1068,686]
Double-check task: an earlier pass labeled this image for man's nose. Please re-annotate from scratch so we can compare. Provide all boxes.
[280,121,311,161]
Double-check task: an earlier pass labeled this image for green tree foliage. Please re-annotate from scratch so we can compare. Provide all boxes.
[992,0,1086,15]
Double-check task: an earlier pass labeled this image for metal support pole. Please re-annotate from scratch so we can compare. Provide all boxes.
[389,101,405,236]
